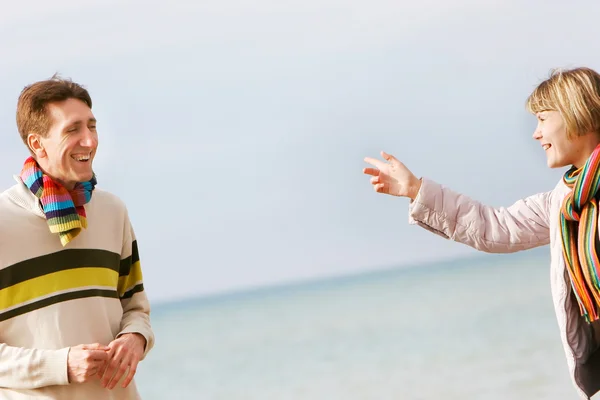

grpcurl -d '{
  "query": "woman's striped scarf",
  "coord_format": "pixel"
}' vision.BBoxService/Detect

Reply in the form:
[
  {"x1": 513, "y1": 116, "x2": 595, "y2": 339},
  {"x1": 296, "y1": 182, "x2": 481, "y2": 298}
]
[
  {"x1": 561, "y1": 144, "x2": 600, "y2": 322},
  {"x1": 20, "y1": 156, "x2": 96, "y2": 246}
]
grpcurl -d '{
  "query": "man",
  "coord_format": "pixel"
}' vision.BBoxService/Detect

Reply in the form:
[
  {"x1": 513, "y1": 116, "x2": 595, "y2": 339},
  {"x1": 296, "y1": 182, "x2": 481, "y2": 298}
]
[{"x1": 0, "y1": 75, "x2": 154, "y2": 399}]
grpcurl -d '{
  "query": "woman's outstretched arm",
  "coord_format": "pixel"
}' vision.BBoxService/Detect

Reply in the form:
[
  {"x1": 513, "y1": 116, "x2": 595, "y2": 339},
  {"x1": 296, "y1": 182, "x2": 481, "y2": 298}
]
[{"x1": 364, "y1": 151, "x2": 550, "y2": 253}]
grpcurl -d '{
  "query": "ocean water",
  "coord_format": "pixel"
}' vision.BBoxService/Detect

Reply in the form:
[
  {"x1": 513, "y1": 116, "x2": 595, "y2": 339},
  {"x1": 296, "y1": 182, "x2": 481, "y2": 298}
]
[{"x1": 134, "y1": 249, "x2": 587, "y2": 400}]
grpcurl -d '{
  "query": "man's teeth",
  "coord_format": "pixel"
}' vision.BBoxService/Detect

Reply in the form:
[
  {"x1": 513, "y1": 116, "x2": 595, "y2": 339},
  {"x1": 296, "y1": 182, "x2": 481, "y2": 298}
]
[{"x1": 72, "y1": 155, "x2": 90, "y2": 161}]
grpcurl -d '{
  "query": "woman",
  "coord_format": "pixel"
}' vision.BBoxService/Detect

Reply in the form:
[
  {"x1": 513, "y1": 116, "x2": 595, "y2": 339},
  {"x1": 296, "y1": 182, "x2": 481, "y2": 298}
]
[{"x1": 363, "y1": 67, "x2": 600, "y2": 399}]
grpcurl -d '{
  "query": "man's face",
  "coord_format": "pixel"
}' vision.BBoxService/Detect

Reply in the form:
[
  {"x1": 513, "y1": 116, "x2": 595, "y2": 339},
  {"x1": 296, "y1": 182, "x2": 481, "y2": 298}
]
[{"x1": 29, "y1": 98, "x2": 98, "y2": 190}]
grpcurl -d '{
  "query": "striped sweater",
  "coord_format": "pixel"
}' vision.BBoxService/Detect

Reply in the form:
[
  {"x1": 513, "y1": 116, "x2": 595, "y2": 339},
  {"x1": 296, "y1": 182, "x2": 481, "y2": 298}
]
[{"x1": 0, "y1": 176, "x2": 154, "y2": 399}]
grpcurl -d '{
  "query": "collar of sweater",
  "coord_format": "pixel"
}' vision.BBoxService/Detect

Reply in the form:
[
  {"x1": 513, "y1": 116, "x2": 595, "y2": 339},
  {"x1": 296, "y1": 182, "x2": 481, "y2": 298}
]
[{"x1": 6, "y1": 175, "x2": 46, "y2": 218}]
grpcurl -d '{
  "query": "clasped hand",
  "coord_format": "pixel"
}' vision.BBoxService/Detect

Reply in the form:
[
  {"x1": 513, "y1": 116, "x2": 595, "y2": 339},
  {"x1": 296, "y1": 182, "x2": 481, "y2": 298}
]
[{"x1": 67, "y1": 333, "x2": 146, "y2": 390}]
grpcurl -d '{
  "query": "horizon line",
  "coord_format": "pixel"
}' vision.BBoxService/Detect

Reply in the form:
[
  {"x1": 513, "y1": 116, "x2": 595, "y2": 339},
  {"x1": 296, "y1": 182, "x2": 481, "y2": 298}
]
[{"x1": 150, "y1": 245, "x2": 550, "y2": 310}]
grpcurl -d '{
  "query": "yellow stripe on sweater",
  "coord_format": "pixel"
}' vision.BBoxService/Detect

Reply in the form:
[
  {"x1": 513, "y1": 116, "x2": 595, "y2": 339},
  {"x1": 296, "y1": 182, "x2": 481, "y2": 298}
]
[
  {"x1": 0, "y1": 267, "x2": 119, "y2": 311},
  {"x1": 118, "y1": 261, "x2": 143, "y2": 297}
]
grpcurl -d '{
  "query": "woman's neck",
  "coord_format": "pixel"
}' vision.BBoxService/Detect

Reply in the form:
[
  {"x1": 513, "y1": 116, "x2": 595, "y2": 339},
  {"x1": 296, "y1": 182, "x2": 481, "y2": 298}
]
[{"x1": 573, "y1": 134, "x2": 600, "y2": 169}]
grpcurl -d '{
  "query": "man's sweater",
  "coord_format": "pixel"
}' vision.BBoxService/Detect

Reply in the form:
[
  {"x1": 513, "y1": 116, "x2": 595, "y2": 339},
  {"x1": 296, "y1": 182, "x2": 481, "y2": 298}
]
[{"x1": 0, "y1": 176, "x2": 154, "y2": 399}]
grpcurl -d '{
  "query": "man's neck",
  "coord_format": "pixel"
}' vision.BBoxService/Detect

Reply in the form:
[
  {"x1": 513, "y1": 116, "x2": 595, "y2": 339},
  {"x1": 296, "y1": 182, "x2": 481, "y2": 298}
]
[{"x1": 36, "y1": 165, "x2": 75, "y2": 191}]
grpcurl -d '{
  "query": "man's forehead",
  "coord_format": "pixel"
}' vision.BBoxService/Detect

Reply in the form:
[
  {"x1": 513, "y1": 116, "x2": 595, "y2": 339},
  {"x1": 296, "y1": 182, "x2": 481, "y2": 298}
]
[{"x1": 46, "y1": 99, "x2": 95, "y2": 124}]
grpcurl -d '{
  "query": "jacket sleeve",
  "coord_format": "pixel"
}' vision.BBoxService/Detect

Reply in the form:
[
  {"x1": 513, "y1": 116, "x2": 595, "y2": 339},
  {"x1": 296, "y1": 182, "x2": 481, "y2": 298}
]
[
  {"x1": 0, "y1": 345, "x2": 69, "y2": 388},
  {"x1": 408, "y1": 178, "x2": 551, "y2": 253},
  {"x1": 115, "y1": 210, "x2": 155, "y2": 359}
]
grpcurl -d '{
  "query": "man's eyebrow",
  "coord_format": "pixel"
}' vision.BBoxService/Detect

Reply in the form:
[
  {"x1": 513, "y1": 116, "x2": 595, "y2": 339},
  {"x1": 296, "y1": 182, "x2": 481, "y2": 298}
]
[
  {"x1": 66, "y1": 118, "x2": 97, "y2": 125},
  {"x1": 62, "y1": 118, "x2": 97, "y2": 131}
]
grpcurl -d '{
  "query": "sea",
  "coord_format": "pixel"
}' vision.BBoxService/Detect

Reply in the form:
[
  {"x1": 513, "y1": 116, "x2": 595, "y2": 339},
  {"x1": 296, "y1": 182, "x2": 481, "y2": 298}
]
[{"x1": 134, "y1": 248, "x2": 592, "y2": 400}]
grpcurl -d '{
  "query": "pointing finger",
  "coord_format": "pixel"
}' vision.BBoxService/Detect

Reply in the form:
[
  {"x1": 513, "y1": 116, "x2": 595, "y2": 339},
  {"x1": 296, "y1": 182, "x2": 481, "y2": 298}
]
[{"x1": 364, "y1": 157, "x2": 386, "y2": 170}]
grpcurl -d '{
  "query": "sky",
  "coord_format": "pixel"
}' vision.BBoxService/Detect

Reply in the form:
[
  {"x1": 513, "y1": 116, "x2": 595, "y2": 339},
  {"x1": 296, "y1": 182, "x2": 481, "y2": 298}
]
[{"x1": 1, "y1": 0, "x2": 599, "y2": 304}]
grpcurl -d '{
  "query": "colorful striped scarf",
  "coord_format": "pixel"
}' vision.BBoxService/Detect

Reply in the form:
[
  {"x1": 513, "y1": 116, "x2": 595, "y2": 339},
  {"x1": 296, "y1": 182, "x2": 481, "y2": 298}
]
[
  {"x1": 20, "y1": 156, "x2": 97, "y2": 246},
  {"x1": 560, "y1": 144, "x2": 600, "y2": 322}
]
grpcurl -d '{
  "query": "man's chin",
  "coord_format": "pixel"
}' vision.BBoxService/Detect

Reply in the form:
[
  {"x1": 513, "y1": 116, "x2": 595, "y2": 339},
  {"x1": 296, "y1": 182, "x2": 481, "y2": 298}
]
[{"x1": 74, "y1": 170, "x2": 95, "y2": 183}]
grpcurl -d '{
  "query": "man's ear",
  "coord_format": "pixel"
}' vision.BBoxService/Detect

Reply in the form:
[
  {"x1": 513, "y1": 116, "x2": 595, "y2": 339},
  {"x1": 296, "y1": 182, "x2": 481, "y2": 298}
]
[{"x1": 27, "y1": 133, "x2": 46, "y2": 158}]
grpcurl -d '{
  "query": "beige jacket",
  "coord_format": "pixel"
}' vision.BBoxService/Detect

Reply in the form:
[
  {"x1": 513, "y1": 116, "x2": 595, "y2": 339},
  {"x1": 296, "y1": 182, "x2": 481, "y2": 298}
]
[{"x1": 408, "y1": 177, "x2": 600, "y2": 399}]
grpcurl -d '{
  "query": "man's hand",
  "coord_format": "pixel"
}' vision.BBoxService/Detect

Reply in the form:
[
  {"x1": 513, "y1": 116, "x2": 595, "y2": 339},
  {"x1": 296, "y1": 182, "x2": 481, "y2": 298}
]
[
  {"x1": 67, "y1": 343, "x2": 110, "y2": 384},
  {"x1": 99, "y1": 333, "x2": 146, "y2": 390}
]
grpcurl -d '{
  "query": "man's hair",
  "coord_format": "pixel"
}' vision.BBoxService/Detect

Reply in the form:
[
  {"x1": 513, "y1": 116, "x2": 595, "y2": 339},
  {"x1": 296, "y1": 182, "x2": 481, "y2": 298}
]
[
  {"x1": 16, "y1": 74, "x2": 93, "y2": 146},
  {"x1": 526, "y1": 67, "x2": 600, "y2": 139}
]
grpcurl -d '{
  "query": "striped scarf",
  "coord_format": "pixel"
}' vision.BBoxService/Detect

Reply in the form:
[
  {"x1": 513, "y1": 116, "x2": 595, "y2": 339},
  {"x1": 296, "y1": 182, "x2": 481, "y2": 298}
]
[
  {"x1": 560, "y1": 144, "x2": 600, "y2": 322},
  {"x1": 20, "y1": 156, "x2": 96, "y2": 246}
]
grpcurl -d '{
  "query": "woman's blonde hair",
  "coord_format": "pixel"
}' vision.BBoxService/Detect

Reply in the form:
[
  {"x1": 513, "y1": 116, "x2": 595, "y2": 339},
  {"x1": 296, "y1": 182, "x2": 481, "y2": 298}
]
[{"x1": 526, "y1": 67, "x2": 600, "y2": 138}]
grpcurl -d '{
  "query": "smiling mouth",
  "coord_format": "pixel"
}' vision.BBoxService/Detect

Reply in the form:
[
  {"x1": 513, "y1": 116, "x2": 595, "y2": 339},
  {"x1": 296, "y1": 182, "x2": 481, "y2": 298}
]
[
  {"x1": 542, "y1": 144, "x2": 551, "y2": 151},
  {"x1": 71, "y1": 154, "x2": 91, "y2": 162}
]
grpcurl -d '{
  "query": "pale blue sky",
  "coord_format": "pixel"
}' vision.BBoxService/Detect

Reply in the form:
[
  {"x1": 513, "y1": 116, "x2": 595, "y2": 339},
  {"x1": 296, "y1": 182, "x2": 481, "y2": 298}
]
[{"x1": 1, "y1": 0, "x2": 599, "y2": 303}]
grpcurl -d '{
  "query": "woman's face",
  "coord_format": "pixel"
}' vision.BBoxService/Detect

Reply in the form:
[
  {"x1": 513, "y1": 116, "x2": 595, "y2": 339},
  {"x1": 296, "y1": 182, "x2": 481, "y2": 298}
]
[{"x1": 532, "y1": 110, "x2": 597, "y2": 169}]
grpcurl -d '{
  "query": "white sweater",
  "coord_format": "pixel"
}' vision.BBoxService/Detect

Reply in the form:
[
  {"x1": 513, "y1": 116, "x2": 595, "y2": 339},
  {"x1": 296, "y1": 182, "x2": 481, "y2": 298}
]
[{"x1": 0, "y1": 176, "x2": 155, "y2": 399}]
